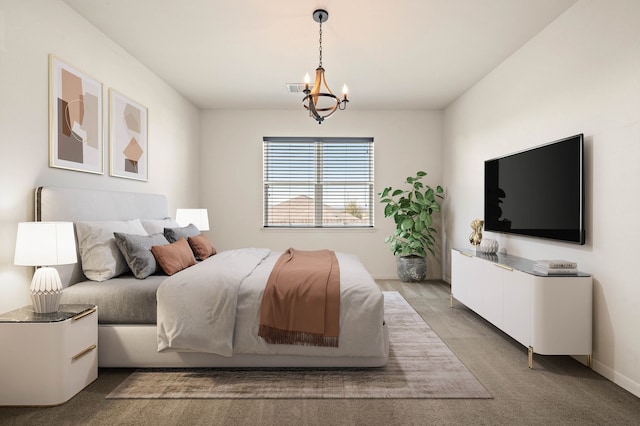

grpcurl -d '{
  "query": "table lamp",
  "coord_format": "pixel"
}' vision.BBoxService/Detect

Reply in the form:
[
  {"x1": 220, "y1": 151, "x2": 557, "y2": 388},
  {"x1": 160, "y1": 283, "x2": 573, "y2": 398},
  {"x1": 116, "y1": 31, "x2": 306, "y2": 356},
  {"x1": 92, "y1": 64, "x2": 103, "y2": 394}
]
[
  {"x1": 175, "y1": 209, "x2": 209, "y2": 231},
  {"x1": 14, "y1": 222, "x2": 77, "y2": 313}
]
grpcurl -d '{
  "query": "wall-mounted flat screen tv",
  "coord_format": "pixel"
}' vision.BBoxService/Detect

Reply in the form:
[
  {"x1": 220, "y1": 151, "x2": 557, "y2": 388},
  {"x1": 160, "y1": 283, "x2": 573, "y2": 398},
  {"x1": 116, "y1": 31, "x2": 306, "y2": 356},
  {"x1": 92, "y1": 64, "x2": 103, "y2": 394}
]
[{"x1": 484, "y1": 134, "x2": 585, "y2": 245}]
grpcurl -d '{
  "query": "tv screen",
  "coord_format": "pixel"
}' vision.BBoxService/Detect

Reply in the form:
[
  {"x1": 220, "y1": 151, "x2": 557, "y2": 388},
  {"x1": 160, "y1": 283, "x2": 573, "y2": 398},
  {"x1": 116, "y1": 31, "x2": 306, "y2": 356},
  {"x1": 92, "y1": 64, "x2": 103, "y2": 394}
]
[{"x1": 484, "y1": 134, "x2": 585, "y2": 244}]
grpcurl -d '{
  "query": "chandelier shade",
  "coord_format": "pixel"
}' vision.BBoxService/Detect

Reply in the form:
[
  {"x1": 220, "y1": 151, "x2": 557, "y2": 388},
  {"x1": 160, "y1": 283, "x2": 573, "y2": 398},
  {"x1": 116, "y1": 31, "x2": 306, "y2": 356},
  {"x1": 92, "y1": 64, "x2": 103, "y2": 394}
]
[{"x1": 302, "y1": 9, "x2": 348, "y2": 124}]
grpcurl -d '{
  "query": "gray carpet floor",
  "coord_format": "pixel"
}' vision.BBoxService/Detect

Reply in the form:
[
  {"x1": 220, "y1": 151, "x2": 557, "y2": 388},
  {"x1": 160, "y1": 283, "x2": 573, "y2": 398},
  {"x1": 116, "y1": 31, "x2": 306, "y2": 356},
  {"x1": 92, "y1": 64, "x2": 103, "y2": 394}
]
[{"x1": 1, "y1": 280, "x2": 639, "y2": 425}]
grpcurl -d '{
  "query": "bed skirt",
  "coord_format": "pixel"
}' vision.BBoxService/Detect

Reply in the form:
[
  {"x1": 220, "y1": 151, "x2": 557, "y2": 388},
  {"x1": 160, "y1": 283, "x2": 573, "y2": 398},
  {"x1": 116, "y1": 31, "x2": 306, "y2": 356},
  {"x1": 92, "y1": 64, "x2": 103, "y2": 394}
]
[{"x1": 99, "y1": 323, "x2": 389, "y2": 368}]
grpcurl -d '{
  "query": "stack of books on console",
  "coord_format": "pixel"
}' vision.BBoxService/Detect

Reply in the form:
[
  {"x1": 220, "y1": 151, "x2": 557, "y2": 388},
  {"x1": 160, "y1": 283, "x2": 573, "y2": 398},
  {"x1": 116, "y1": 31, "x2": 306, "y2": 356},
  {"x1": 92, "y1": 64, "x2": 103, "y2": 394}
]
[{"x1": 533, "y1": 260, "x2": 578, "y2": 275}]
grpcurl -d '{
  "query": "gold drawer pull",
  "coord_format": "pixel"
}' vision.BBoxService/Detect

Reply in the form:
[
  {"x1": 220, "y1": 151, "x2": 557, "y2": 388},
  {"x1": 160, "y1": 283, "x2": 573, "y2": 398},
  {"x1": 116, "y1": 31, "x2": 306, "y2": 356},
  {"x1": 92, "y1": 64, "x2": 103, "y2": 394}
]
[
  {"x1": 72, "y1": 344, "x2": 97, "y2": 361},
  {"x1": 72, "y1": 307, "x2": 97, "y2": 322},
  {"x1": 461, "y1": 252, "x2": 473, "y2": 258},
  {"x1": 493, "y1": 263, "x2": 513, "y2": 271}
]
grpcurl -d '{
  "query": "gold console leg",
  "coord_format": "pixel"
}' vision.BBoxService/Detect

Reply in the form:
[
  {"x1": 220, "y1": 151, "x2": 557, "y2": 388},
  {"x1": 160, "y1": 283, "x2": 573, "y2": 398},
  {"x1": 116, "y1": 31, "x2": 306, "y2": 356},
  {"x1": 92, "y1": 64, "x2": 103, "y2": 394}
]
[
  {"x1": 587, "y1": 354, "x2": 592, "y2": 368},
  {"x1": 528, "y1": 346, "x2": 534, "y2": 369}
]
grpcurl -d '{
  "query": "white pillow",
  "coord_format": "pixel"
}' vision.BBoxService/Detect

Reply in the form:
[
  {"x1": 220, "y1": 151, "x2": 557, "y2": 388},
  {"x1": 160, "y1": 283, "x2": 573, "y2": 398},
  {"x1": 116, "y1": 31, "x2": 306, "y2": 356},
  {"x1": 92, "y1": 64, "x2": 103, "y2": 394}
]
[
  {"x1": 140, "y1": 217, "x2": 180, "y2": 235},
  {"x1": 75, "y1": 219, "x2": 148, "y2": 281}
]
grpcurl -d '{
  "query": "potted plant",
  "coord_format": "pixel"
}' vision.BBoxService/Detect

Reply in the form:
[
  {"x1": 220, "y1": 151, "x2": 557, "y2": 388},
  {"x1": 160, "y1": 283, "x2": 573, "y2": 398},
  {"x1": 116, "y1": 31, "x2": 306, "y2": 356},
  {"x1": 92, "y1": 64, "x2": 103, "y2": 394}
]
[{"x1": 379, "y1": 171, "x2": 445, "y2": 282}]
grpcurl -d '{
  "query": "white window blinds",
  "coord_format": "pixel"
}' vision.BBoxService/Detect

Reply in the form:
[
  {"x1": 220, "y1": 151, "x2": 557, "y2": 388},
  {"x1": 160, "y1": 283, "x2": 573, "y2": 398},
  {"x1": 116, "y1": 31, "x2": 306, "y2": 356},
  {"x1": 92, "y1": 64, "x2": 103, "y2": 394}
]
[{"x1": 263, "y1": 137, "x2": 374, "y2": 228}]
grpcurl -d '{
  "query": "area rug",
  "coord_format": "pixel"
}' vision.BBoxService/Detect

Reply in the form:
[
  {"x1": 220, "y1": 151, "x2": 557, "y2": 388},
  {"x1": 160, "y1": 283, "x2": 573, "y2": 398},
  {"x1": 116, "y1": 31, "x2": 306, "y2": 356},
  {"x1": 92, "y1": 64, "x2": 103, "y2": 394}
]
[{"x1": 106, "y1": 292, "x2": 491, "y2": 399}]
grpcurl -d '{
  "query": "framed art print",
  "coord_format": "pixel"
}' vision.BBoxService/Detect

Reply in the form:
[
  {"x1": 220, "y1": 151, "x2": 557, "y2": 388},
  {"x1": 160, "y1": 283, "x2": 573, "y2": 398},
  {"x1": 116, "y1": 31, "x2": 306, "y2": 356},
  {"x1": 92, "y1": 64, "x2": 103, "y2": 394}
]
[
  {"x1": 49, "y1": 54, "x2": 103, "y2": 174},
  {"x1": 109, "y1": 89, "x2": 148, "y2": 181}
]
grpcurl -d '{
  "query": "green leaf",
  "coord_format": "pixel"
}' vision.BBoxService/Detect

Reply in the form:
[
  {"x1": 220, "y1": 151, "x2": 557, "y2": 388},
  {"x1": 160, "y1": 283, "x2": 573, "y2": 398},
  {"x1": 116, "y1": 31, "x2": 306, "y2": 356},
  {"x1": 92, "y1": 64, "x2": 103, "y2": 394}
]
[
  {"x1": 392, "y1": 189, "x2": 403, "y2": 197},
  {"x1": 384, "y1": 204, "x2": 394, "y2": 217},
  {"x1": 425, "y1": 188, "x2": 434, "y2": 199},
  {"x1": 401, "y1": 218, "x2": 414, "y2": 230}
]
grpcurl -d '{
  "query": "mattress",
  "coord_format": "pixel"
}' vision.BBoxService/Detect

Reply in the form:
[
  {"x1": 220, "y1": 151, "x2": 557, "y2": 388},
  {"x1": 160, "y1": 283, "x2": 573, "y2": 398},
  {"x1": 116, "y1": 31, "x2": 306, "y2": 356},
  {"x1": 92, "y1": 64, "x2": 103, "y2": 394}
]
[{"x1": 60, "y1": 274, "x2": 165, "y2": 324}]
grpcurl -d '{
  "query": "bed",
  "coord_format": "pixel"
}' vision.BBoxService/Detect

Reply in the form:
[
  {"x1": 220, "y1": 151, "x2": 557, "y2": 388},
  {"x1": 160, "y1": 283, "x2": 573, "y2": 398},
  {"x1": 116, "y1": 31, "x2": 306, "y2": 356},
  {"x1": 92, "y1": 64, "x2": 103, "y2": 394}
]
[{"x1": 36, "y1": 186, "x2": 389, "y2": 368}]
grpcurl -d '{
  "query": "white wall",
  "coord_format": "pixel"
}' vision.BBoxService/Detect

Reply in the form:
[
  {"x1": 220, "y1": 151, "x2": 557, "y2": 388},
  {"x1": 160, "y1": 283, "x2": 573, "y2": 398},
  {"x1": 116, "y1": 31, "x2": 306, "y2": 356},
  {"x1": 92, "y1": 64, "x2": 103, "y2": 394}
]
[
  {"x1": 199, "y1": 109, "x2": 443, "y2": 279},
  {"x1": 0, "y1": 0, "x2": 200, "y2": 313},
  {"x1": 443, "y1": 0, "x2": 640, "y2": 397}
]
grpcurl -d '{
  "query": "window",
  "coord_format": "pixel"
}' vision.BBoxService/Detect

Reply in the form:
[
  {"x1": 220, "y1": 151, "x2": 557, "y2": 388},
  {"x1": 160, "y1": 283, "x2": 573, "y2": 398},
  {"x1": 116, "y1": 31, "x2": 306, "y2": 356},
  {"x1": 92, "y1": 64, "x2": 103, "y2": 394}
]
[{"x1": 263, "y1": 137, "x2": 374, "y2": 228}]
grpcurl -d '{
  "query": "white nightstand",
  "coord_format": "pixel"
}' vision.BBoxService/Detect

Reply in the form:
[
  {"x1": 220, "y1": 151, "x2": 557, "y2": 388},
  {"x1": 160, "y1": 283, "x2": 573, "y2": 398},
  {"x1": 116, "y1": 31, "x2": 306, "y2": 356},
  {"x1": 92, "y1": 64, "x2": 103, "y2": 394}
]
[{"x1": 0, "y1": 304, "x2": 98, "y2": 406}]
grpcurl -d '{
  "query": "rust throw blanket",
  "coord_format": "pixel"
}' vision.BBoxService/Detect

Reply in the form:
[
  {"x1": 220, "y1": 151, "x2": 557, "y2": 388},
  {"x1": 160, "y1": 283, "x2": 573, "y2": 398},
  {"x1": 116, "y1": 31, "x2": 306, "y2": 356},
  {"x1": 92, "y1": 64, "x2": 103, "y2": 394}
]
[{"x1": 258, "y1": 248, "x2": 340, "y2": 347}]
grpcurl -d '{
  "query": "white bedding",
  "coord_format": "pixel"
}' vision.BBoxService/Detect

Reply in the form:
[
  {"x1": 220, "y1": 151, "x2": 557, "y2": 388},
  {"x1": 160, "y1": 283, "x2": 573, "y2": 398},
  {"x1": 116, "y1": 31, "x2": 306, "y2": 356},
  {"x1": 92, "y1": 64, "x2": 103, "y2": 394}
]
[{"x1": 157, "y1": 248, "x2": 387, "y2": 359}]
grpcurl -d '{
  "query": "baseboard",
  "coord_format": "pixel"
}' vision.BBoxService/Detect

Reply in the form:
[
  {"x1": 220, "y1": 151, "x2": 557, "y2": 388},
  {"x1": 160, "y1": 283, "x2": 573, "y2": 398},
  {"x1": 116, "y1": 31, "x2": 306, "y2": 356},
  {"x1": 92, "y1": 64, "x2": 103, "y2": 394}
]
[
  {"x1": 374, "y1": 275, "x2": 450, "y2": 282},
  {"x1": 592, "y1": 359, "x2": 640, "y2": 398},
  {"x1": 373, "y1": 274, "x2": 402, "y2": 281}
]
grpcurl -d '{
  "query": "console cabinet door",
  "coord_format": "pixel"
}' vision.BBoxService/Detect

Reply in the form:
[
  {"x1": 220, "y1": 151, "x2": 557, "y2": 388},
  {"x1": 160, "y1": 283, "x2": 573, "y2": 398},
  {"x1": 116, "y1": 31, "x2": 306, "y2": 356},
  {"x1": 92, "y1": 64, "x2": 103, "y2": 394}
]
[
  {"x1": 452, "y1": 250, "x2": 501, "y2": 324},
  {"x1": 502, "y1": 269, "x2": 531, "y2": 347},
  {"x1": 451, "y1": 250, "x2": 474, "y2": 307},
  {"x1": 530, "y1": 276, "x2": 592, "y2": 354},
  {"x1": 481, "y1": 263, "x2": 504, "y2": 327}
]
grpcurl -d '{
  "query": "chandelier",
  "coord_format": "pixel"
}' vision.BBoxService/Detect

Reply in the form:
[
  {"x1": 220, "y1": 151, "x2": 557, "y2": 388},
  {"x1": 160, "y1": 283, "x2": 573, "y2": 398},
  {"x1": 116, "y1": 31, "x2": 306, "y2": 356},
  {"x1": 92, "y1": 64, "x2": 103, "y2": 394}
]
[{"x1": 302, "y1": 9, "x2": 349, "y2": 124}]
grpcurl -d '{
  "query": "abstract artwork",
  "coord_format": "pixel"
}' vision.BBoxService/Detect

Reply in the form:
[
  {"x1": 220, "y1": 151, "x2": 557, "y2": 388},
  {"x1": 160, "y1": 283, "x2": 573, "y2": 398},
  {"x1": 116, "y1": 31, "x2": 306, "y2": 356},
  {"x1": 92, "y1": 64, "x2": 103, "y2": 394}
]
[
  {"x1": 49, "y1": 55, "x2": 103, "y2": 174},
  {"x1": 109, "y1": 89, "x2": 148, "y2": 181}
]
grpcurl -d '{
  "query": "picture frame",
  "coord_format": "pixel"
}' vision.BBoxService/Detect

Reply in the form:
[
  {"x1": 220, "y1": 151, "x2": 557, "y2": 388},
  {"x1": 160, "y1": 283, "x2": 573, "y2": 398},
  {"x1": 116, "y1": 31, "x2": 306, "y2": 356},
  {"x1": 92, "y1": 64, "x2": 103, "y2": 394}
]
[
  {"x1": 109, "y1": 89, "x2": 148, "y2": 181},
  {"x1": 49, "y1": 54, "x2": 103, "y2": 174}
]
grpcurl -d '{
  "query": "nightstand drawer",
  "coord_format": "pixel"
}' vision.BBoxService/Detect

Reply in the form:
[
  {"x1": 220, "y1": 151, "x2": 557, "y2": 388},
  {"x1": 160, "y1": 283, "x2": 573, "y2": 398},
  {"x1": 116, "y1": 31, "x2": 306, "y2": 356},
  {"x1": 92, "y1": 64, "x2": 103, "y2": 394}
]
[
  {"x1": 67, "y1": 340, "x2": 98, "y2": 398},
  {"x1": 67, "y1": 307, "x2": 97, "y2": 358}
]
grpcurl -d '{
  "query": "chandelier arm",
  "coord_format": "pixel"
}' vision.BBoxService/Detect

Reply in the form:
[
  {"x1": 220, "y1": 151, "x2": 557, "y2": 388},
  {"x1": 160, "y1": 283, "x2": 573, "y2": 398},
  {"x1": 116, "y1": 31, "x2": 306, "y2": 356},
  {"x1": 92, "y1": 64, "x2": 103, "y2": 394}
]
[
  {"x1": 304, "y1": 93, "x2": 339, "y2": 112},
  {"x1": 308, "y1": 95, "x2": 319, "y2": 118},
  {"x1": 319, "y1": 67, "x2": 334, "y2": 96}
]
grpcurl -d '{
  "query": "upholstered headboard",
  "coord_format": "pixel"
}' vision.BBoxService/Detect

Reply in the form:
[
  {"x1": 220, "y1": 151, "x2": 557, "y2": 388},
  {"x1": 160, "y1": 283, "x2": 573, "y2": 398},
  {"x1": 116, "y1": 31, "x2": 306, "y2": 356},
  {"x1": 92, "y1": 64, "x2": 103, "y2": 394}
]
[{"x1": 36, "y1": 186, "x2": 169, "y2": 286}]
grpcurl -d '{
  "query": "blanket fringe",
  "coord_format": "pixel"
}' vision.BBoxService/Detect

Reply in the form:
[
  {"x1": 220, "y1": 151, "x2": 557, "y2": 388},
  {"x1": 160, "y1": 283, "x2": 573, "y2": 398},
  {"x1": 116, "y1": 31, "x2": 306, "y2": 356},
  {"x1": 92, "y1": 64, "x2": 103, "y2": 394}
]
[{"x1": 259, "y1": 325, "x2": 339, "y2": 348}]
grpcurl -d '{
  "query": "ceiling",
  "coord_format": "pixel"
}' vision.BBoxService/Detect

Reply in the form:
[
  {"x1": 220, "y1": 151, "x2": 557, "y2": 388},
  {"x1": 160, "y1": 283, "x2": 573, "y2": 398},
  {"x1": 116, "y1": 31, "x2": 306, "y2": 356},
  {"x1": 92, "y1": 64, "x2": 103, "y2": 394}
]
[{"x1": 62, "y1": 0, "x2": 578, "y2": 111}]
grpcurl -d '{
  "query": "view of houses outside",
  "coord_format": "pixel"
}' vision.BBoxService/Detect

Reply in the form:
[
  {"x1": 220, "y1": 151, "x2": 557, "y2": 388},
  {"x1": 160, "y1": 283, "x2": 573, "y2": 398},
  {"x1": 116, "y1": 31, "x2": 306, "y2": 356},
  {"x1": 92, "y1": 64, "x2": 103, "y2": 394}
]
[{"x1": 267, "y1": 194, "x2": 370, "y2": 226}]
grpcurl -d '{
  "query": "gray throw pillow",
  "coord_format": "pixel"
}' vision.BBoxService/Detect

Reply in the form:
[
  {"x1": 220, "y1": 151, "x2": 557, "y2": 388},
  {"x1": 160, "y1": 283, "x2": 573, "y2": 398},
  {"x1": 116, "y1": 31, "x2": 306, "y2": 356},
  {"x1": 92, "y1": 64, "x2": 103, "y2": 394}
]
[
  {"x1": 114, "y1": 232, "x2": 170, "y2": 279},
  {"x1": 164, "y1": 223, "x2": 201, "y2": 243}
]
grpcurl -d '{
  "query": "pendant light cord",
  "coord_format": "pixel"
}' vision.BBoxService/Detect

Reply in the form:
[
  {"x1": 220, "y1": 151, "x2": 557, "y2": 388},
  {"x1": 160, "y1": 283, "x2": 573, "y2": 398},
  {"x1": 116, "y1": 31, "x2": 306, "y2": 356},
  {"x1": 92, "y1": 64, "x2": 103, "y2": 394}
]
[{"x1": 318, "y1": 16, "x2": 323, "y2": 68}]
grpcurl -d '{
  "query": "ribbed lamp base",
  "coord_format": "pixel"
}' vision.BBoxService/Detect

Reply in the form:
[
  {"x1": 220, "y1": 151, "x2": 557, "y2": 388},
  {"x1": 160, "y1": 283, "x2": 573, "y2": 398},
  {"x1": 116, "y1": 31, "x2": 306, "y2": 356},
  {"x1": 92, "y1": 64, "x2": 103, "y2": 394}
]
[{"x1": 30, "y1": 267, "x2": 63, "y2": 313}]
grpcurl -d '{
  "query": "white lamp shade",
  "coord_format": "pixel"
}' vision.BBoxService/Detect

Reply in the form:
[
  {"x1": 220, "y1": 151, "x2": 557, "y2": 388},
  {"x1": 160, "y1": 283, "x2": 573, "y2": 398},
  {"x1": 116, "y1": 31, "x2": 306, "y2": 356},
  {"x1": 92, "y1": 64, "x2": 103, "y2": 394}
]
[
  {"x1": 175, "y1": 209, "x2": 209, "y2": 231},
  {"x1": 14, "y1": 222, "x2": 77, "y2": 266}
]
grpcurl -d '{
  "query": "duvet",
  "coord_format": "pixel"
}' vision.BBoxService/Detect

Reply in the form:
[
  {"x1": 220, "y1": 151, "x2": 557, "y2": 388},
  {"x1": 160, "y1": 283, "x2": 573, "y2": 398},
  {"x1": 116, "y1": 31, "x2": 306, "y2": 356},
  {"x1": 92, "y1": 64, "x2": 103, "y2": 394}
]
[{"x1": 157, "y1": 248, "x2": 386, "y2": 359}]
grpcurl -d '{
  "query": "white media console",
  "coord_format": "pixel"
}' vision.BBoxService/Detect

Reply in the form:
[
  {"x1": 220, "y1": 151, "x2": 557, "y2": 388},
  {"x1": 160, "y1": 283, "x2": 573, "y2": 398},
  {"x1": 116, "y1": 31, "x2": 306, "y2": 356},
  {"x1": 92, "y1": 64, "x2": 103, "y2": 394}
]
[{"x1": 451, "y1": 248, "x2": 592, "y2": 368}]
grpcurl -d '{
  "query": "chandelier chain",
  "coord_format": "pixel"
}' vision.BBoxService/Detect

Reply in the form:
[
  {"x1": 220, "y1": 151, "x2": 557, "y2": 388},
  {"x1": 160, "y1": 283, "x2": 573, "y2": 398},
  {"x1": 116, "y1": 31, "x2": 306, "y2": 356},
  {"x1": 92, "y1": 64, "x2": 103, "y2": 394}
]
[{"x1": 318, "y1": 19, "x2": 323, "y2": 67}]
